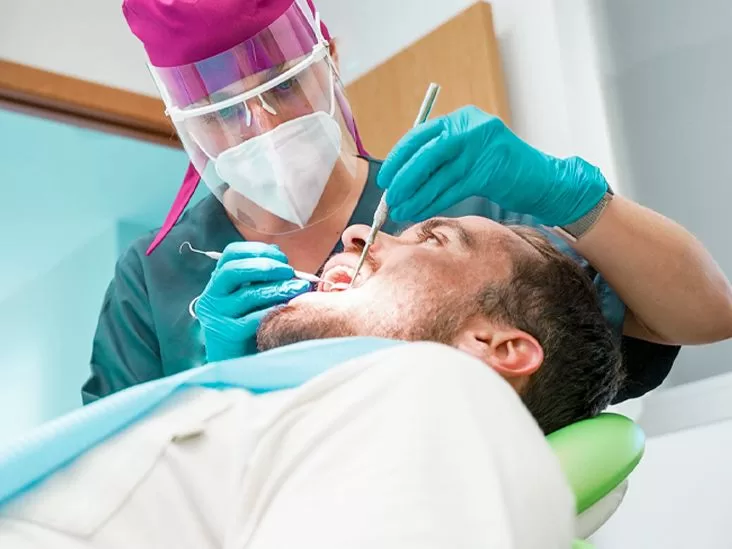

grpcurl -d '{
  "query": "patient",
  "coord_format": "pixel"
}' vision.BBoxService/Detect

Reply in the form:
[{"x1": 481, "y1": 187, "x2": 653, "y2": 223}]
[
  {"x1": 259, "y1": 216, "x2": 623, "y2": 434},
  {"x1": 0, "y1": 217, "x2": 623, "y2": 549}
]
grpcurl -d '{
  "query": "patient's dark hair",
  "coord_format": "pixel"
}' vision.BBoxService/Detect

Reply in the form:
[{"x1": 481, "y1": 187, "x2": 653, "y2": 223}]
[{"x1": 483, "y1": 226, "x2": 624, "y2": 435}]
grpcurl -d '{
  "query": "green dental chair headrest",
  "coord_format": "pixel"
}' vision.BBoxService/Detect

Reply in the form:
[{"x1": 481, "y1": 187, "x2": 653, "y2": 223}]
[{"x1": 546, "y1": 413, "x2": 646, "y2": 547}]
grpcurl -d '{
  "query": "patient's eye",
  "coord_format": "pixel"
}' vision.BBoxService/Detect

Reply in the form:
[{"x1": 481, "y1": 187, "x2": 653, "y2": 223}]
[{"x1": 416, "y1": 227, "x2": 445, "y2": 245}]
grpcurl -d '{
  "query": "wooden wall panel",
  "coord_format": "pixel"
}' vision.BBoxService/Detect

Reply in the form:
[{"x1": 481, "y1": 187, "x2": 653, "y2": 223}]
[
  {"x1": 345, "y1": 2, "x2": 510, "y2": 159},
  {"x1": 0, "y1": 59, "x2": 178, "y2": 147}
]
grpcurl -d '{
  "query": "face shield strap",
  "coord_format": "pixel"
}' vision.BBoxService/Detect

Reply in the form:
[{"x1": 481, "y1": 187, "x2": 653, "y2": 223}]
[
  {"x1": 295, "y1": 0, "x2": 327, "y2": 45},
  {"x1": 312, "y1": 10, "x2": 326, "y2": 45}
]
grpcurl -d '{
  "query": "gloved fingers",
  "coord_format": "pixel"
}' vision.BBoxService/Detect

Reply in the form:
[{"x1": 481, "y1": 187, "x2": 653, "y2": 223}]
[
  {"x1": 199, "y1": 284, "x2": 306, "y2": 361},
  {"x1": 203, "y1": 306, "x2": 278, "y2": 360},
  {"x1": 229, "y1": 279, "x2": 310, "y2": 317},
  {"x1": 217, "y1": 241, "x2": 289, "y2": 267},
  {"x1": 205, "y1": 343, "x2": 243, "y2": 364},
  {"x1": 409, "y1": 166, "x2": 470, "y2": 221},
  {"x1": 203, "y1": 325, "x2": 257, "y2": 363},
  {"x1": 385, "y1": 134, "x2": 462, "y2": 216},
  {"x1": 208, "y1": 257, "x2": 295, "y2": 296},
  {"x1": 391, "y1": 159, "x2": 466, "y2": 222},
  {"x1": 410, "y1": 186, "x2": 468, "y2": 222},
  {"x1": 377, "y1": 117, "x2": 444, "y2": 190},
  {"x1": 201, "y1": 278, "x2": 309, "y2": 319},
  {"x1": 236, "y1": 306, "x2": 278, "y2": 331},
  {"x1": 207, "y1": 306, "x2": 272, "y2": 339}
]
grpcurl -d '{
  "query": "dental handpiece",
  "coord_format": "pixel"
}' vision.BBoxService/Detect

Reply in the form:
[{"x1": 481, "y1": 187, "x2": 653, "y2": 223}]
[
  {"x1": 179, "y1": 242, "x2": 327, "y2": 285},
  {"x1": 349, "y1": 83, "x2": 441, "y2": 288}
]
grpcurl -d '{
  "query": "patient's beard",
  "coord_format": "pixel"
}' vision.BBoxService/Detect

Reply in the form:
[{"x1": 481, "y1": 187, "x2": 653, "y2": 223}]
[
  {"x1": 256, "y1": 291, "x2": 478, "y2": 352},
  {"x1": 256, "y1": 304, "x2": 357, "y2": 352}
]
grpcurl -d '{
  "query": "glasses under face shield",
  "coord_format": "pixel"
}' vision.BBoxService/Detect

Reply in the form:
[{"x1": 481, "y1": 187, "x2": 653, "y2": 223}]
[{"x1": 149, "y1": 1, "x2": 359, "y2": 234}]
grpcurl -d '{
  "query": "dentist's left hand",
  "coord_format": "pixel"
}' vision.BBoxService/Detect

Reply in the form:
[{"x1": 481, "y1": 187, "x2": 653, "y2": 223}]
[
  {"x1": 377, "y1": 106, "x2": 608, "y2": 227},
  {"x1": 195, "y1": 242, "x2": 310, "y2": 362}
]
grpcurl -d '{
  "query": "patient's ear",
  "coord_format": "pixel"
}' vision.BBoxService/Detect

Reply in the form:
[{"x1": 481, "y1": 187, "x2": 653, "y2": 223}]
[{"x1": 454, "y1": 317, "x2": 544, "y2": 389}]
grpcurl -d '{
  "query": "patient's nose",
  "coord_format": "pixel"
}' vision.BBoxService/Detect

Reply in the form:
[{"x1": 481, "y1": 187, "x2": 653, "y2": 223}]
[
  {"x1": 341, "y1": 224, "x2": 370, "y2": 251},
  {"x1": 341, "y1": 224, "x2": 391, "y2": 253}
]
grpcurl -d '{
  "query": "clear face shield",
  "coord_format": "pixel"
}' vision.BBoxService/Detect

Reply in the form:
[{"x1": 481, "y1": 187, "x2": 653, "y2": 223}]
[{"x1": 148, "y1": 1, "x2": 359, "y2": 234}]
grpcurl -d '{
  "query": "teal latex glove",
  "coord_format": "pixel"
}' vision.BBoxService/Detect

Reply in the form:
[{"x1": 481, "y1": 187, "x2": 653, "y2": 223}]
[
  {"x1": 195, "y1": 242, "x2": 310, "y2": 362},
  {"x1": 378, "y1": 106, "x2": 608, "y2": 227}
]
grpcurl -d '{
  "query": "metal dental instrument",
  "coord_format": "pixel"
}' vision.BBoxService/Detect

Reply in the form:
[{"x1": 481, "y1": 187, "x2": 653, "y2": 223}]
[
  {"x1": 179, "y1": 241, "x2": 222, "y2": 261},
  {"x1": 348, "y1": 83, "x2": 441, "y2": 288},
  {"x1": 179, "y1": 241, "x2": 330, "y2": 285}
]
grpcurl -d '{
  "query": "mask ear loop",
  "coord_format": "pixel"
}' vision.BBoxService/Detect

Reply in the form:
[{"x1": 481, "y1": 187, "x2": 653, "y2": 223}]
[
  {"x1": 310, "y1": 8, "x2": 337, "y2": 121},
  {"x1": 313, "y1": 9, "x2": 327, "y2": 46}
]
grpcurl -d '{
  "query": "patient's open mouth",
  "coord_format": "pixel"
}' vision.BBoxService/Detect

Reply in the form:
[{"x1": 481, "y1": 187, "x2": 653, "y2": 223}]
[
  {"x1": 317, "y1": 252, "x2": 374, "y2": 294},
  {"x1": 319, "y1": 265, "x2": 355, "y2": 292}
]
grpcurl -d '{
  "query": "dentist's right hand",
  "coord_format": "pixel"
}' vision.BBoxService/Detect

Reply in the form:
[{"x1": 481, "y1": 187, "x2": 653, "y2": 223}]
[{"x1": 194, "y1": 242, "x2": 310, "y2": 362}]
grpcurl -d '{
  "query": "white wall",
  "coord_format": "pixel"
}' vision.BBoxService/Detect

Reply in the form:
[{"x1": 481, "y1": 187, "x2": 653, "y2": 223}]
[
  {"x1": 591, "y1": 417, "x2": 732, "y2": 548},
  {"x1": 590, "y1": 373, "x2": 732, "y2": 546},
  {"x1": 0, "y1": 0, "x2": 155, "y2": 96},
  {"x1": 586, "y1": 4, "x2": 732, "y2": 544},
  {"x1": 591, "y1": 0, "x2": 732, "y2": 386}
]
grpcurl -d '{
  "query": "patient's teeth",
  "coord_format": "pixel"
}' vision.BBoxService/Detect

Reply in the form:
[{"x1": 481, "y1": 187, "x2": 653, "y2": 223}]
[{"x1": 324, "y1": 266, "x2": 352, "y2": 282}]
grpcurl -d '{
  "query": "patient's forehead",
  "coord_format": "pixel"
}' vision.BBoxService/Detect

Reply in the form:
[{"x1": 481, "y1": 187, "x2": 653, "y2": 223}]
[
  {"x1": 442, "y1": 216, "x2": 543, "y2": 280},
  {"x1": 397, "y1": 216, "x2": 540, "y2": 266},
  {"x1": 458, "y1": 215, "x2": 503, "y2": 235},
  {"x1": 447, "y1": 216, "x2": 528, "y2": 252}
]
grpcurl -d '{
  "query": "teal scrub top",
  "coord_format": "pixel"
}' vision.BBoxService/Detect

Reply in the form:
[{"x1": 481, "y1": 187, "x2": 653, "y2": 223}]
[{"x1": 83, "y1": 158, "x2": 679, "y2": 404}]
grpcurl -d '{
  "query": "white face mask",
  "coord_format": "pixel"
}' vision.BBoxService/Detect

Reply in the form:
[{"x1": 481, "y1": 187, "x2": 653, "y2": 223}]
[{"x1": 214, "y1": 110, "x2": 342, "y2": 228}]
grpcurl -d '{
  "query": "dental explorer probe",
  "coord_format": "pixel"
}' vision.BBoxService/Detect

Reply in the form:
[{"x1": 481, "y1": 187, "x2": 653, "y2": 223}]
[
  {"x1": 179, "y1": 241, "x2": 329, "y2": 285},
  {"x1": 348, "y1": 83, "x2": 441, "y2": 288}
]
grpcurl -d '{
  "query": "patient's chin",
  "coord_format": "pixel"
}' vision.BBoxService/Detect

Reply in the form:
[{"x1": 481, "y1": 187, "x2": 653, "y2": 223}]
[{"x1": 256, "y1": 304, "x2": 355, "y2": 352}]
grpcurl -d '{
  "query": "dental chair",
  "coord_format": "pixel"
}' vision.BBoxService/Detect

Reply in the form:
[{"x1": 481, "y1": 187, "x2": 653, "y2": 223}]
[{"x1": 547, "y1": 413, "x2": 646, "y2": 548}]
